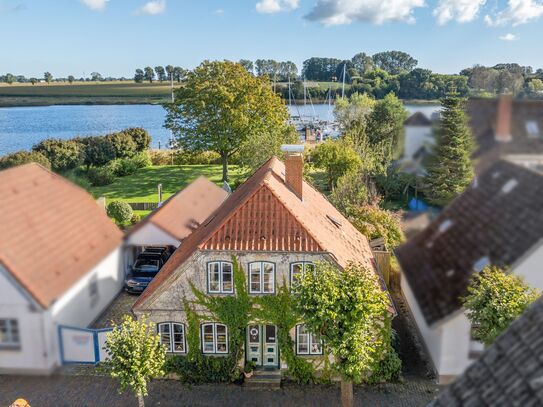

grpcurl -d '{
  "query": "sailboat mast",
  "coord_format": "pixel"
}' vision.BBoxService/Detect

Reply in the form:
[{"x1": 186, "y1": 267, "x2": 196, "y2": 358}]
[{"x1": 341, "y1": 63, "x2": 346, "y2": 99}]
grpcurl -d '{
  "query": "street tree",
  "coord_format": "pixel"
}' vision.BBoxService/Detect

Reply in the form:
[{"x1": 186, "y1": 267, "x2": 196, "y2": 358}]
[
  {"x1": 295, "y1": 262, "x2": 390, "y2": 407},
  {"x1": 164, "y1": 60, "x2": 289, "y2": 182},
  {"x1": 463, "y1": 266, "x2": 539, "y2": 346},
  {"x1": 425, "y1": 94, "x2": 475, "y2": 206},
  {"x1": 102, "y1": 315, "x2": 166, "y2": 407},
  {"x1": 143, "y1": 67, "x2": 155, "y2": 83}
]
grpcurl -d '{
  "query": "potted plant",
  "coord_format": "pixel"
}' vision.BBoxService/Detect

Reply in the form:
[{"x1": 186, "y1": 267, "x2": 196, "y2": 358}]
[{"x1": 243, "y1": 361, "x2": 256, "y2": 378}]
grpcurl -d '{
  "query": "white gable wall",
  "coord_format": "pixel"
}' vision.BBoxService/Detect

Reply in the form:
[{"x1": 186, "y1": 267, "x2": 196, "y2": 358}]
[
  {"x1": 125, "y1": 223, "x2": 181, "y2": 247},
  {"x1": 513, "y1": 240, "x2": 543, "y2": 290},
  {"x1": 403, "y1": 125, "x2": 434, "y2": 160}
]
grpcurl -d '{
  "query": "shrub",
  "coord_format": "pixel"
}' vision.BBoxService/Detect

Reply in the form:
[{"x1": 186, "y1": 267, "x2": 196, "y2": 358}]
[
  {"x1": 32, "y1": 138, "x2": 82, "y2": 171},
  {"x1": 366, "y1": 347, "x2": 402, "y2": 384},
  {"x1": 0, "y1": 150, "x2": 51, "y2": 170},
  {"x1": 88, "y1": 165, "x2": 116, "y2": 186},
  {"x1": 107, "y1": 201, "x2": 133, "y2": 225},
  {"x1": 130, "y1": 213, "x2": 141, "y2": 224},
  {"x1": 164, "y1": 355, "x2": 242, "y2": 384},
  {"x1": 79, "y1": 136, "x2": 116, "y2": 168},
  {"x1": 132, "y1": 151, "x2": 152, "y2": 169},
  {"x1": 113, "y1": 157, "x2": 139, "y2": 177},
  {"x1": 173, "y1": 150, "x2": 221, "y2": 165},
  {"x1": 122, "y1": 128, "x2": 151, "y2": 152},
  {"x1": 348, "y1": 205, "x2": 404, "y2": 251},
  {"x1": 105, "y1": 131, "x2": 137, "y2": 159},
  {"x1": 149, "y1": 150, "x2": 171, "y2": 166}
]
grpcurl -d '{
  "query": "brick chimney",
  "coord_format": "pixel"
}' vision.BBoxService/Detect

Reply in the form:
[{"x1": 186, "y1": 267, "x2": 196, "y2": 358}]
[
  {"x1": 281, "y1": 145, "x2": 304, "y2": 200},
  {"x1": 495, "y1": 94, "x2": 513, "y2": 143}
]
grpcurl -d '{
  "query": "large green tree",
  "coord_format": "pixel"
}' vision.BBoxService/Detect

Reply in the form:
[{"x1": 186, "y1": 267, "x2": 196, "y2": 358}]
[
  {"x1": 463, "y1": 266, "x2": 539, "y2": 346},
  {"x1": 102, "y1": 316, "x2": 166, "y2": 407},
  {"x1": 143, "y1": 67, "x2": 155, "y2": 83},
  {"x1": 295, "y1": 262, "x2": 390, "y2": 407},
  {"x1": 311, "y1": 138, "x2": 362, "y2": 190},
  {"x1": 32, "y1": 138, "x2": 81, "y2": 171},
  {"x1": 164, "y1": 60, "x2": 289, "y2": 181},
  {"x1": 424, "y1": 94, "x2": 475, "y2": 206}
]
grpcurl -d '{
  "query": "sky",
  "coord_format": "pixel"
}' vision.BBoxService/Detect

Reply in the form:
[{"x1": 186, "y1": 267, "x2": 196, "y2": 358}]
[{"x1": 1, "y1": 0, "x2": 543, "y2": 78}]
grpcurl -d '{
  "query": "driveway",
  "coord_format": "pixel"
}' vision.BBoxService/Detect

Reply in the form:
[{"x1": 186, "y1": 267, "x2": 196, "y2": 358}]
[{"x1": 0, "y1": 375, "x2": 439, "y2": 407}]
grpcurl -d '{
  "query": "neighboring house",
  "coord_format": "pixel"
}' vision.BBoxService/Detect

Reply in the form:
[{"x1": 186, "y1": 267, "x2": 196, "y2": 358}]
[
  {"x1": 401, "y1": 96, "x2": 543, "y2": 175},
  {"x1": 0, "y1": 164, "x2": 124, "y2": 373},
  {"x1": 395, "y1": 160, "x2": 543, "y2": 383},
  {"x1": 132, "y1": 149, "x2": 381, "y2": 371},
  {"x1": 124, "y1": 176, "x2": 228, "y2": 270},
  {"x1": 428, "y1": 298, "x2": 543, "y2": 406}
]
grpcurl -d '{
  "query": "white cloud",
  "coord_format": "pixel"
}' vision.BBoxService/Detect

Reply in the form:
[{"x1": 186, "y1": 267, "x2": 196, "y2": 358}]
[
  {"x1": 81, "y1": 0, "x2": 108, "y2": 11},
  {"x1": 499, "y1": 33, "x2": 517, "y2": 40},
  {"x1": 135, "y1": 0, "x2": 166, "y2": 15},
  {"x1": 256, "y1": 0, "x2": 299, "y2": 14},
  {"x1": 215, "y1": 8, "x2": 224, "y2": 15},
  {"x1": 304, "y1": 0, "x2": 425, "y2": 25},
  {"x1": 485, "y1": 0, "x2": 543, "y2": 26},
  {"x1": 433, "y1": 0, "x2": 486, "y2": 25}
]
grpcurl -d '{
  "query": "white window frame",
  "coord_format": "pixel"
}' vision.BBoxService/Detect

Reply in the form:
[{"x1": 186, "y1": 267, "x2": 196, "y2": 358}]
[
  {"x1": 296, "y1": 324, "x2": 323, "y2": 355},
  {"x1": 201, "y1": 323, "x2": 229, "y2": 354},
  {"x1": 158, "y1": 322, "x2": 186, "y2": 354},
  {"x1": 0, "y1": 319, "x2": 20, "y2": 348},
  {"x1": 290, "y1": 262, "x2": 315, "y2": 287},
  {"x1": 248, "y1": 262, "x2": 275, "y2": 294},
  {"x1": 207, "y1": 261, "x2": 234, "y2": 294}
]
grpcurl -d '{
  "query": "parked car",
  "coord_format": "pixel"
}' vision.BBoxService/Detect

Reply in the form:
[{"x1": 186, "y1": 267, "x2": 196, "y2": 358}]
[{"x1": 125, "y1": 248, "x2": 172, "y2": 294}]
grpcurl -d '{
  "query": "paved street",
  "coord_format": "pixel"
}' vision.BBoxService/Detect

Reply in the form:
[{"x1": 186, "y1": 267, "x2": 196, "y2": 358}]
[{"x1": 0, "y1": 375, "x2": 439, "y2": 407}]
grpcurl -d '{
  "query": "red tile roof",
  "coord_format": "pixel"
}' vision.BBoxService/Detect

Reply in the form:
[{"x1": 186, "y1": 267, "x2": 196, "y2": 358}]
[
  {"x1": 134, "y1": 156, "x2": 377, "y2": 310},
  {"x1": 126, "y1": 176, "x2": 229, "y2": 241},
  {"x1": 0, "y1": 164, "x2": 123, "y2": 308}
]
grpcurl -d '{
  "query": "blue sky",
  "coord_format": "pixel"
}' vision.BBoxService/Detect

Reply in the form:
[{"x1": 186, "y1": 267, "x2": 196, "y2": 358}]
[{"x1": 1, "y1": 0, "x2": 543, "y2": 77}]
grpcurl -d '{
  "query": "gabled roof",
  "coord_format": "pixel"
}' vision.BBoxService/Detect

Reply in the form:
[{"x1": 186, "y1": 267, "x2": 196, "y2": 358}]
[
  {"x1": 126, "y1": 176, "x2": 228, "y2": 241},
  {"x1": 395, "y1": 160, "x2": 543, "y2": 326},
  {"x1": 134, "y1": 156, "x2": 376, "y2": 310},
  {"x1": 405, "y1": 111, "x2": 432, "y2": 126},
  {"x1": 0, "y1": 164, "x2": 123, "y2": 308},
  {"x1": 429, "y1": 298, "x2": 543, "y2": 406}
]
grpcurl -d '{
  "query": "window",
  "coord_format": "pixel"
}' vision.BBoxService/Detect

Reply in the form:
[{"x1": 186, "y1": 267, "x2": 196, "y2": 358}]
[
  {"x1": 526, "y1": 120, "x2": 540, "y2": 138},
  {"x1": 296, "y1": 324, "x2": 322, "y2": 355},
  {"x1": 158, "y1": 322, "x2": 186, "y2": 353},
  {"x1": 207, "y1": 262, "x2": 233, "y2": 294},
  {"x1": 201, "y1": 323, "x2": 228, "y2": 354},
  {"x1": 249, "y1": 262, "x2": 275, "y2": 294},
  {"x1": 290, "y1": 262, "x2": 315, "y2": 287},
  {"x1": 0, "y1": 319, "x2": 20, "y2": 348}
]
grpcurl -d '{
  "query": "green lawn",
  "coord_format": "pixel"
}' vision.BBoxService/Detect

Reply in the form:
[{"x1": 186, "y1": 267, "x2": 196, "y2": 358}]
[{"x1": 89, "y1": 165, "x2": 244, "y2": 204}]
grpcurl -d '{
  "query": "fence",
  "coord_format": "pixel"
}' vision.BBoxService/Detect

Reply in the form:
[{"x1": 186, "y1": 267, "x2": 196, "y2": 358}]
[
  {"x1": 58, "y1": 325, "x2": 112, "y2": 365},
  {"x1": 373, "y1": 250, "x2": 400, "y2": 291},
  {"x1": 128, "y1": 202, "x2": 159, "y2": 211}
]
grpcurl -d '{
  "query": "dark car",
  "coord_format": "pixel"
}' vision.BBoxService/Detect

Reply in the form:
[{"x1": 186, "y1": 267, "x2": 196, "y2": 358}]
[{"x1": 125, "y1": 254, "x2": 164, "y2": 294}]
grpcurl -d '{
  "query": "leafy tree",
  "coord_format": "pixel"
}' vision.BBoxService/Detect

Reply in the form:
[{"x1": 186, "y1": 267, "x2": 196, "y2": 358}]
[
  {"x1": 330, "y1": 170, "x2": 379, "y2": 214},
  {"x1": 310, "y1": 138, "x2": 362, "y2": 190},
  {"x1": 32, "y1": 138, "x2": 82, "y2": 171},
  {"x1": 347, "y1": 205, "x2": 404, "y2": 250},
  {"x1": 80, "y1": 136, "x2": 116, "y2": 168},
  {"x1": 134, "y1": 69, "x2": 144, "y2": 83},
  {"x1": 4, "y1": 73, "x2": 14, "y2": 84},
  {"x1": 164, "y1": 60, "x2": 289, "y2": 182},
  {"x1": 106, "y1": 131, "x2": 137, "y2": 158},
  {"x1": 165, "y1": 65, "x2": 174, "y2": 81},
  {"x1": 528, "y1": 78, "x2": 543, "y2": 93},
  {"x1": 463, "y1": 266, "x2": 539, "y2": 346},
  {"x1": 372, "y1": 51, "x2": 417, "y2": 74},
  {"x1": 30, "y1": 77, "x2": 38, "y2": 85},
  {"x1": 0, "y1": 151, "x2": 51, "y2": 170},
  {"x1": 143, "y1": 67, "x2": 155, "y2": 83},
  {"x1": 255, "y1": 59, "x2": 280, "y2": 78},
  {"x1": 154, "y1": 66, "x2": 166, "y2": 82},
  {"x1": 425, "y1": 94, "x2": 475, "y2": 206},
  {"x1": 351, "y1": 52, "x2": 374, "y2": 76},
  {"x1": 302, "y1": 57, "x2": 342, "y2": 81},
  {"x1": 67, "y1": 75, "x2": 75, "y2": 84},
  {"x1": 295, "y1": 262, "x2": 391, "y2": 407},
  {"x1": 238, "y1": 59, "x2": 254, "y2": 74},
  {"x1": 106, "y1": 200, "x2": 134, "y2": 225},
  {"x1": 278, "y1": 61, "x2": 298, "y2": 81},
  {"x1": 173, "y1": 66, "x2": 185, "y2": 83},
  {"x1": 122, "y1": 128, "x2": 151, "y2": 152},
  {"x1": 44, "y1": 72, "x2": 53, "y2": 83},
  {"x1": 334, "y1": 92, "x2": 375, "y2": 132},
  {"x1": 91, "y1": 72, "x2": 103, "y2": 81},
  {"x1": 102, "y1": 315, "x2": 166, "y2": 407}
]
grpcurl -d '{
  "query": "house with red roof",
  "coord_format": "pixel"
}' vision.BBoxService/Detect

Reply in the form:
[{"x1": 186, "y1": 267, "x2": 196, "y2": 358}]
[
  {"x1": 0, "y1": 164, "x2": 124, "y2": 373},
  {"x1": 132, "y1": 147, "x2": 383, "y2": 371}
]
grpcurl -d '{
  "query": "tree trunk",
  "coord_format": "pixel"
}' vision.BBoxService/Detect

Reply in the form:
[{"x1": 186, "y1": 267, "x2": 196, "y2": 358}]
[
  {"x1": 341, "y1": 380, "x2": 353, "y2": 407},
  {"x1": 221, "y1": 152, "x2": 229, "y2": 183},
  {"x1": 137, "y1": 392, "x2": 145, "y2": 407}
]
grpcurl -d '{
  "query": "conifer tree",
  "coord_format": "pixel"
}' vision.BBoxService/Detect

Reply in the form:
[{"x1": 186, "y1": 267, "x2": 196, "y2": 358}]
[{"x1": 425, "y1": 94, "x2": 475, "y2": 206}]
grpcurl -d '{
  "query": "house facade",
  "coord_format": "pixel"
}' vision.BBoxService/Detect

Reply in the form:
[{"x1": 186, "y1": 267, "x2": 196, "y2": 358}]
[
  {"x1": 133, "y1": 149, "x2": 381, "y2": 370},
  {"x1": 395, "y1": 160, "x2": 543, "y2": 383},
  {"x1": 0, "y1": 164, "x2": 124, "y2": 373}
]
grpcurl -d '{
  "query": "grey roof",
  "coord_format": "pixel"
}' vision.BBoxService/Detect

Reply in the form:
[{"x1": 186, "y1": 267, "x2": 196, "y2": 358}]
[
  {"x1": 428, "y1": 298, "x2": 543, "y2": 407},
  {"x1": 395, "y1": 160, "x2": 543, "y2": 325},
  {"x1": 405, "y1": 111, "x2": 432, "y2": 126}
]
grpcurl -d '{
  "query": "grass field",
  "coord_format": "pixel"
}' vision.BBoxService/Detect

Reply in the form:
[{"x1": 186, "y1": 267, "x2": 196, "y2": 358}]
[{"x1": 88, "y1": 165, "x2": 245, "y2": 216}]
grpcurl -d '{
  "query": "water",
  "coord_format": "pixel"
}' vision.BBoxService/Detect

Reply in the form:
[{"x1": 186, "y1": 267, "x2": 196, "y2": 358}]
[{"x1": 0, "y1": 103, "x2": 440, "y2": 155}]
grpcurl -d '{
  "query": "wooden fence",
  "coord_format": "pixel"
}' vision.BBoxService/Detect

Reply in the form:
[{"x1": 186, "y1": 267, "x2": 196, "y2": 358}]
[
  {"x1": 373, "y1": 250, "x2": 400, "y2": 291},
  {"x1": 128, "y1": 202, "x2": 159, "y2": 211}
]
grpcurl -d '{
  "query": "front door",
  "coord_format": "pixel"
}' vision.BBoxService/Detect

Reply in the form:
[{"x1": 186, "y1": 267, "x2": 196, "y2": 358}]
[{"x1": 246, "y1": 324, "x2": 278, "y2": 368}]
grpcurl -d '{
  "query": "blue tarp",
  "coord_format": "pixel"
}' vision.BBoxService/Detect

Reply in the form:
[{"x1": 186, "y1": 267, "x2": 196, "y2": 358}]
[{"x1": 408, "y1": 197, "x2": 429, "y2": 212}]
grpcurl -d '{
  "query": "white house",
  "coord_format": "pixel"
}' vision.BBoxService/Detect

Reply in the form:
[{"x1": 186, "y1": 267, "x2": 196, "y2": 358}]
[
  {"x1": 0, "y1": 164, "x2": 124, "y2": 374},
  {"x1": 402, "y1": 111, "x2": 434, "y2": 164},
  {"x1": 123, "y1": 176, "x2": 229, "y2": 270},
  {"x1": 395, "y1": 160, "x2": 543, "y2": 383}
]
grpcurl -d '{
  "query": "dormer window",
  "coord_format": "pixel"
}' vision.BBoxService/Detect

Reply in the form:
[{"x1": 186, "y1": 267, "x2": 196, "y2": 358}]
[{"x1": 526, "y1": 121, "x2": 540, "y2": 138}]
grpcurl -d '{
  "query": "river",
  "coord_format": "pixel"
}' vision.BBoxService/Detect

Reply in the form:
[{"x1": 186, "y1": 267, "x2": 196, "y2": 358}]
[{"x1": 0, "y1": 103, "x2": 440, "y2": 155}]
